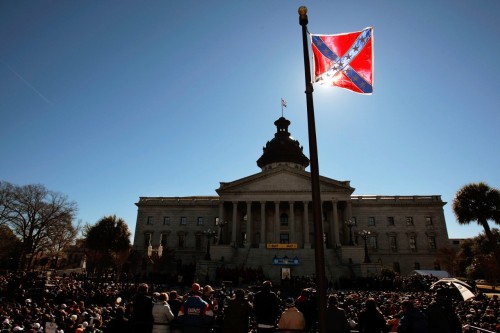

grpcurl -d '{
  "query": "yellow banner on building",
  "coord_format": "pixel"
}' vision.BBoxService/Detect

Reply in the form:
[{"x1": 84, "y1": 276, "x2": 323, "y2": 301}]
[{"x1": 266, "y1": 243, "x2": 298, "y2": 249}]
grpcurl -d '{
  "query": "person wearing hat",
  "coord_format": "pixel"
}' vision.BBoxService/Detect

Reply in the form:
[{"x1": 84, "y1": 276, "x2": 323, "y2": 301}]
[
  {"x1": 425, "y1": 288, "x2": 462, "y2": 333},
  {"x1": 177, "y1": 283, "x2": 214, "y2": 333},
  {"x1": 277, "y1": 297, "x2": 306, "y2": 333},
  {"x1": 253, "y1": 281, "x2": 281, "y2": 333}
]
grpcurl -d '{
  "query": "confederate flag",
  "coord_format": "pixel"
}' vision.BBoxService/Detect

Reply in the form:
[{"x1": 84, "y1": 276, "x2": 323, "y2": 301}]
[{"x1": 311, "y1": 27, "x2": 373, "y2": 94}]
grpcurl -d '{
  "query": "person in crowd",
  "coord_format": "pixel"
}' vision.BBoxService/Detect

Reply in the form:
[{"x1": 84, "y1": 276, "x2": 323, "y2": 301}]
[
  {"x1": 167, "y1": 291, "x2": 183, "y2": 333},
  {"x1": 201, "y1": 285, "x2": 214, "y2": 308},
  {"x1": 397, "y1": 299, "x2": 429, "y2": 333},
  {"x1": 131, "y1": 283, "x2": 154, "y2": 333},
  {"x1": 278, "y1": 297, "x2": 306, "y2": 333},
  {"x1": 178, "y1": 283, "x2": 214, "y2": 333},
  {"x1": 152, "y1": 292, "x2": 174, "y2": 333},
  {"x1": 426, "y1": 288, "x2": 462, "y2": 333},
  {"x1": 357, "y1": 298, "x2": 389, "y2": 333},
  {"x1": 222, "y1": 288, "x2": 253, "y2": 333},
  {"x1": 295, "y1": 288, "x2": 316, "y2": 332},
  {"x1": 325, "y1": 294, "x2": 351, "y2": 333},
  {"x1": 104, "y1": 306, "x2": 131, "y2": 333},
  {"x1": 253, "y1": 280, "x2": 281, "y2": 333}
]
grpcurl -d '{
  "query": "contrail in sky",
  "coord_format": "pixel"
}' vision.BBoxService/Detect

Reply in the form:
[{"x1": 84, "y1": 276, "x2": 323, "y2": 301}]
[{"x1": 1, "y1": 60, "x2": 52, "y2": 105}]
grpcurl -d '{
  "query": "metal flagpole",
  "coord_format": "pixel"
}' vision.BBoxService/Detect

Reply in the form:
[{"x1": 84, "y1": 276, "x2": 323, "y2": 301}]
[{"x1": 298, "y1": 6, "x2": 327, "y2": 333}]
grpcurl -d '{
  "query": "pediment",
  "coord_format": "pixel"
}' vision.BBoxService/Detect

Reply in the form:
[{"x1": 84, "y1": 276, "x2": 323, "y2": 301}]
[{"x1": 217, "y1": 166, "x2": 353, "y2": 195}]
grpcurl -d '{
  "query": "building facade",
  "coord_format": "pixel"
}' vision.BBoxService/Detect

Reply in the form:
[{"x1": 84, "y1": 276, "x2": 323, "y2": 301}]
[{"x1": 133, "y1": 116, "x2": 449, "y2": 282}]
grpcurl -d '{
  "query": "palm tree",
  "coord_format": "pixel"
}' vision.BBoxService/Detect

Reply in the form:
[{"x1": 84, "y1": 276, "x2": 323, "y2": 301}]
[{"x1": 452, "y1": 182, "x2": 500, "y2": 267}]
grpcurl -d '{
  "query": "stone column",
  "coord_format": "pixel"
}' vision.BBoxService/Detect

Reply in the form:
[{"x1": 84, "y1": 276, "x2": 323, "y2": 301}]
[
  {"x1": 246, "y1": 201, "x2": 252, "y2": 248},
  {"x1": 303, "y1": 201, "x2": 311, "y2": 248},
  {"x1": 332, "y1": 199, "x2": 340, "y2": 246},
  {"x1": 260, "y1": 201, "x2": 266, "y2": 248},
  {"x1": 289, "y1": 201, "x2": 295, "y2": 243},
  {"x1": 274, "y1": 201, "x2": 280, "y2": 243},
  {"x1": 217, "y1": 202, "x2": 224, "y2": 245},
  {"x1": 231, "y1": 201, "x2": 238, "y2": 246}
]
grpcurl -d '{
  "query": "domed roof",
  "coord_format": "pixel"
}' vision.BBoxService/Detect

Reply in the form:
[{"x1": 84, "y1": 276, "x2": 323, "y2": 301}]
[{"x1": 256, "y1": 117, "x2": 310, "y2": 171}]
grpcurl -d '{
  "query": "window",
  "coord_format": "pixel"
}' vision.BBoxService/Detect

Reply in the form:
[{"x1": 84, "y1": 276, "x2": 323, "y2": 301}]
[
  {"x1": 163, "y1": 216, "x2": 170, "y2": 225},
  {"x1": 195, "y1": 234, "x2": 203, "y2": 250},
  {"x1": 178, "y1": 234, "x2": 185, "y2": 249},
  {"x1": 147, "y1": 216, "x2": 154, "y2": 225},
  {"x1": 368, "y1": 235, "x2": 378, "y2": 250},
  {"x1": 160, "y1": 233, "x2": 168, "y2": 247},
  {"x1": 393, "y1": 262, "x2": 401, "y2": 274},
  {"x1": 351, "y1": 217, "x2": 357, "y2": 225},
  {"x1": 144, "y1": 233, "x2": 152, "y2": 247},
  {"x1": 197, "y1": 217, "x2": 204, "y2": 226},
  {"x1": 414, "y1": 262, "x2": 420, "y2": 270},
  {"x1": 409, "y1": 235, "x2": 417, "y2": 251},
  {"x1": 280, "y1": 233, "x2": 289, "y2": 244},
  {"x1": 387, "y1": 217, "x2": 395, "y2": 226},
  {"x1": 428, "y1": 236, "x2": 437, "y2": 249},
  {"x1": 406, "y1": 216, "x2": 414, "y2": 226},
  {"x1": 425, "y1": 217, "x2": 433, "y2": 225},
  {"x1": 389, "y1": 236, "x2": 398, "y2": 251},
  {"x1": 368, "y1": 217, "x2": 376, "y2": 226},
  {"x1": 280, "y1": 213, "x2": 289, "y2": 226},
  {"x1": 180, "y1": 217, "x2": 187, "y2": 225}
]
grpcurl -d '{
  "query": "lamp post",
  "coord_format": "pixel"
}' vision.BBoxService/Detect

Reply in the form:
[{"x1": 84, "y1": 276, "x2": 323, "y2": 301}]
[
  {"x1": 215, "y1": 220, "x2": 228, "y2": 245},
  {"x1": 358, "y1": 230, "x2": 371, "y2": 263},
  {"x1": 203, "y1": 228, "x2": 217, "y2": 260},
  {"x1": 147, "y1": 242, "x2": 163, "y2": 262},
  {"x1": 345, "y1": 219, "x2": 355, "y2": 246}
]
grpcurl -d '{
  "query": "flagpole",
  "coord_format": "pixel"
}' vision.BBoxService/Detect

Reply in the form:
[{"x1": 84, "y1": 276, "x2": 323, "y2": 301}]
[{"x1": 298, "y1": 6, "x2": 327, "y2": 333}]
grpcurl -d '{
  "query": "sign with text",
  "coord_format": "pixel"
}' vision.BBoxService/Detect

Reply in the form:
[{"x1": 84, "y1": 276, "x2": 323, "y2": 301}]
[
  {"x1": 273, "y1": 256, "x2": 300, "y2": 265},
  {"x1": 266, "y1": 243, "x2": 298, "y2": 249}
]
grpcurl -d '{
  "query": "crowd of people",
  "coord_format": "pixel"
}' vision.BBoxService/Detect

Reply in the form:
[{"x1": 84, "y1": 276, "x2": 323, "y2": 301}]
[{"x1": 0, "y1": 271, "x2": 498, "y2": 333}]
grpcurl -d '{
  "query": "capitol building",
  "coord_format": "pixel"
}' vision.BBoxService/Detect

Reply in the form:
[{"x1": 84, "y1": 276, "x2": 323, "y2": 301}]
[{"x1": 132, "y1": 115, "x2": 450, "y2": 282}]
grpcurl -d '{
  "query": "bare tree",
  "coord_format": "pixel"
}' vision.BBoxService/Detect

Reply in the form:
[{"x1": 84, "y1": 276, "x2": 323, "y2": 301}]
[{"x1": 0, "y1": 181, "x2": 78, "y2": 271}]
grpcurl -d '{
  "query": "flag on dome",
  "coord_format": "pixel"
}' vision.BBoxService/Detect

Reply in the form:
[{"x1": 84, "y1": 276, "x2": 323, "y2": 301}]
[
  {"x1": 311, "y1": 27, "x2": 373, "y2": 94},
  {"x1": 281, "y1": 98, "x2": 287, "y2": 108}
]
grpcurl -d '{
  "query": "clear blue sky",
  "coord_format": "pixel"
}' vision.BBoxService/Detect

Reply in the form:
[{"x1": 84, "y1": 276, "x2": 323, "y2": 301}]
[{"x1": 1, "y1": 1, "x2": 499, "y2": 241}]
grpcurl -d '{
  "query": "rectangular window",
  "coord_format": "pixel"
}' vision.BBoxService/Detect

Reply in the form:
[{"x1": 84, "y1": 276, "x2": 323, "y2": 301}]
[
  {"x1": 144, "y1": 233, "x2": 152, "y2": 247},
  {"x1": 387, "y1": 217, "x2": 395, "y2": 226},
  {"x1": 368, "y1": 235, "x2": 378, "y2": 249},
  {"x1": 197, "y1": 217, "x2": 204, "y2": 226},
  {"x1": 428, "y1": 236, "x2": 437, "y2": 249},
  {"x1": 351, "y1": 217, "x2": 357, "y2": 226},
  {"x1": 409, "y1": 236, "x2": 417, "y2": 251},
  {"x1": 280, "y1": 233, "x2": 289, "y2": 244},
  {"x1": 368, "y1": 217, "x2": 376, "y2": 226},
  {"x1": 280, "y1": 214, "x2": 289, "y2": 226},
  {"x1": 163, "y1": 216, "x2": 170, "y2": 225},
  {"x1": 160, "y1": 233, "x2": 168, "y2": 247},
  {"x1": 180, "y1": 217, "x2": 187, "y2": 225},
  {"x1": 389, "y1": 236, "x2": 398, "y2": 251},
  {"x1": 406, "y1": 216, "x2": 414, "y2": 226},
  {"x1": 178, "y1": 235, "x2": 185, "y2": 249},
  {"x1": 425, "y1": 217, "x2": 433, "y2": 225},
  {"x1": 195, "y1": 234, "x2": 203, "y2": 250},
  {"x1": 147, "y1": 216, "x2": 154, "y2": 225},
  {"x1": 414, "y1": 262, "x2": 420, "y2": 270}
]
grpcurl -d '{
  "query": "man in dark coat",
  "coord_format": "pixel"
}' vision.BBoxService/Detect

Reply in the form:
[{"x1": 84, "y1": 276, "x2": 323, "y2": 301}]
[
  {"x1": 131, "y1": 283, "x2": 154, "y2": 333},
  {"x1": 397, "y1": 299, "x2": 429, "y2": 333},
  {"x1": 253, "y1": 280, "x2": 281, "y2": 333},
  {"x1": 425, "y1": 288, "x2": 462, "y2": 333}
]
